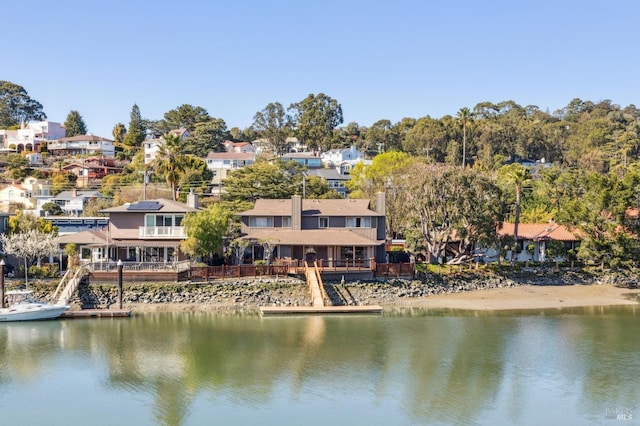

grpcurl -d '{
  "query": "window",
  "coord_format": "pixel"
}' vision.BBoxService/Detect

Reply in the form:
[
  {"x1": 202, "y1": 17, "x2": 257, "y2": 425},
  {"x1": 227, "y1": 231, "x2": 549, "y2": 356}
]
[
  {"x1": 145, "y1": 214, "x2": 184, "y2": 227},
  {"x1": 346, "y1": 217, "x2": 371, "y2": 228},
  {"x1": 282, "y1": 216, "x2": 291, "y2": 227},
  {"x1": 249, "y1": 217, "x2": 274, "y2": 228},
  {"x1": 319, "y1": 217, "x2": 329, "y2": 228}
]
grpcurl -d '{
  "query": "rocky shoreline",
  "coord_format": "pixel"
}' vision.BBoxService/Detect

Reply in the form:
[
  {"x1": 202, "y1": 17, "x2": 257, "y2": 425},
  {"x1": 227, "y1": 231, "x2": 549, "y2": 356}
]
[
  {"x1": 26, "y1": 269, "x2": 630, "y2": 312},
  {"x1": 14, "y1": 269, "x2": 638, "y2": 313}
]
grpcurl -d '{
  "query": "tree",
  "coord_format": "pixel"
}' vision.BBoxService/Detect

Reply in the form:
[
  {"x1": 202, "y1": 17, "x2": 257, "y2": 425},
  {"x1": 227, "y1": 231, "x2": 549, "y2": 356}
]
[
  {"x1": 160, "y1": 104, "x2": 211, "y2": 133},
  {"x1": 176, "y1": 156, "x2": 214, "y2": 199},
  {"x1": 50, "y1": 172, "x2": 77, "y2": 195},
  {"x1": 457, "y1": 107, "x2": 473, "y2": 168},
  {"x1": 222, "y1": 159, "x2": 301, "y2": 204},
  {"x1": 154, "y1": 133, "x2": 187, "y2": 201},
  {"x1": 189, "y1": 119, "x2": 228, "y2": 156},
  {"x1": 497, "y1": 163, "x2": 533, "y2": 261},
  {"x1": 364, "y1": 119, "x2": 396, "y2": 154},
  {"x1": 112, "y1": 122, "x2": 126, "y2": 148},
  {"x1": 404, "y1": 164, "x2": 505, "y2": 263},
  {"x1": 122, "y1": 104, "x2": 145, "y2": 157},
  {"x1": 304, "y1": 175, "x2": 343, "y2": 199},
  {"x1": 9, "y1": 210, "x2": 57, "y2": 234},
  {"x1": 41, "y1": 202, "x2": 64, "y2": 216},
  {"x1": 63, "y1": 110, "x2": 87, "y2": 137},
  {"x1": 252, "y1": 102, "x2": 292, "y2": 155},
  {"x1": 0, "y1": 230, "x2": 59, "y2": 287},
  {"x1": 180, "y1": 204, "x2": 232, "y2": 263},
  {"x1": 403, "y1": 116, "x2": 448, "y2": 159},
  {"x1": 347, "y1": 151, "x2": 415, "y2": 240},
  {"x1": 289, "y1": 93, "x2": 343, "y2": 151},
  {"x1": 5, "y1": 154, "x2": 31, "y2": 180},
  {"x1": 0, "y1": 81, "x2": 46, "y2": 127}
]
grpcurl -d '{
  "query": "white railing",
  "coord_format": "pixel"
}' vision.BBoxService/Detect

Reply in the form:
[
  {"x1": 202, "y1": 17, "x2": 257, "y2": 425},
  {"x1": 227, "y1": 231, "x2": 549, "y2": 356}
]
[
  {"x1": 89, "y1": 260, "x2": 191, "y2": 273},
  {"x1": 138, "y1": 226, "x2": 186, "y2": 238}
]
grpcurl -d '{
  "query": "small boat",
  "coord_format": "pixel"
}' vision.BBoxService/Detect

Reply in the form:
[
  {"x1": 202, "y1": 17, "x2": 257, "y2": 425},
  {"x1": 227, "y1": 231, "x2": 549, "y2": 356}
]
[{"x1": 0, "y1": 290, "x2": 70, "y2": 322}]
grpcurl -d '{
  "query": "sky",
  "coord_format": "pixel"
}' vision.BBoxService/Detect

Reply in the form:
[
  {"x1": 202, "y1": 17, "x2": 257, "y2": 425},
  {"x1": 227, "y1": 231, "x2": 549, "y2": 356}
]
[{"x1": 3, "y1": 0, "x2": 639, "y2": 138}]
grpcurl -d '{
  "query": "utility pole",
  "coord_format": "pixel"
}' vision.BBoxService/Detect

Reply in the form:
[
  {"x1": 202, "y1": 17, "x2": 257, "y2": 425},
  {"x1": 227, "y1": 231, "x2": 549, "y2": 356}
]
[{"x1": 139, "y1": 170, "x2": 151, "y2": 200}]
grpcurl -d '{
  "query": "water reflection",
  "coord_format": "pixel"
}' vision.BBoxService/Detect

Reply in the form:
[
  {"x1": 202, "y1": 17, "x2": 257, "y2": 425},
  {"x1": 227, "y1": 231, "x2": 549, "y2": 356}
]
[{"x1": 0, "y1": 307, "x2": 637, "y2": 425}]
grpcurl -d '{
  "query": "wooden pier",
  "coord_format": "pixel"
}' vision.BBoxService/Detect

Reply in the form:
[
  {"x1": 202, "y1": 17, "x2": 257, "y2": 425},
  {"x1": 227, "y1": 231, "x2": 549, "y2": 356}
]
[
  {"x1": 61, "y1": 309, "x2": 133, "y2": 318},
  {"x1": 259, "y1": 305, "x2": 383, "y2": 316}
]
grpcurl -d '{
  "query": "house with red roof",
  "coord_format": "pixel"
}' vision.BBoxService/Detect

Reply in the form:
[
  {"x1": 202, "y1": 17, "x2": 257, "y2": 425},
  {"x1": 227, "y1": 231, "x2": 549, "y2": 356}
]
[{"x1": 489, "y1": 222, "x2": 581, "y2": 262}]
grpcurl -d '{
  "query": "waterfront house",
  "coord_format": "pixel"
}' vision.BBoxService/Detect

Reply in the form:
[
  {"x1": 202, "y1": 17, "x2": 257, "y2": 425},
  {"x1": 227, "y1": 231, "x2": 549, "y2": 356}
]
[
  {"x1": 56, "y1": 195, "x2": 199, "y2": 280},
  {"x1": 480, "y1": 222, "x2": 581, "y2": 263},
  {"x1": 235, "y1": 193, "x2": 387, "y2": 273}
]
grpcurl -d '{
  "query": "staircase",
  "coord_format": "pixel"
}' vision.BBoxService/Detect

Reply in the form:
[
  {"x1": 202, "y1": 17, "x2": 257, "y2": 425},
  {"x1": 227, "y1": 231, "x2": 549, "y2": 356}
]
[
  {"x1": 305, "y1": 261, "x2": 326, "y2": 307},
  {"x1": 51, "y1": 265, "x2": 89, "y2": 306}
]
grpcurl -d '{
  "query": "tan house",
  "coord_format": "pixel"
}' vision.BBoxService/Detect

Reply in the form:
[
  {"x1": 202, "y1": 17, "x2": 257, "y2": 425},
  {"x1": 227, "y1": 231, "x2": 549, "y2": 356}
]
[
  {"x1": 236, "y1": 194, "x2": 387, "y2": 268},
  {"x1": 57, "y1": 196, "x2": 199, "y2": 268},
  {"x1": 492, "y1": 222, "x2": 581, "y2": 262}
]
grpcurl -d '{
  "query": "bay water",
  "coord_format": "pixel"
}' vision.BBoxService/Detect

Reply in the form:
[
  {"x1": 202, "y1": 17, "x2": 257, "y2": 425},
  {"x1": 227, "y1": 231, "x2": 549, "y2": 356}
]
[{"x1": 0, "y1": 306, "x2": 638, "y2": 425}]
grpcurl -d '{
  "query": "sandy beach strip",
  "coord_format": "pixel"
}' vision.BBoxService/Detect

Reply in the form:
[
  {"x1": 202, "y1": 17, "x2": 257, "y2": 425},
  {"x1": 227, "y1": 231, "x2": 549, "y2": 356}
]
[{"x1": 393, "y1": 284, "x2": 640, "y2": 311}]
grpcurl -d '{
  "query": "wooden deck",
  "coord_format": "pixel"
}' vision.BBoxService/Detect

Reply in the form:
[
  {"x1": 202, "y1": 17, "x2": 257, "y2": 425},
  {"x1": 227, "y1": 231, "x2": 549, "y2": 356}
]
[
  {"x1": 61, "y1": 309, "x2": 133, "y2": 318},
  {"x1": 259, "y1": 305, "x2": 383, "y2": 316}
]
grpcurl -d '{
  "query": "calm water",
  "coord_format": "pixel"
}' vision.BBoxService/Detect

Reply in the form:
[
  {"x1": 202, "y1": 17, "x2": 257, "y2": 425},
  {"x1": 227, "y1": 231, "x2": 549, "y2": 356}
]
[{"x1": 0, "y1": 306, "x2": 638, "y2": 426}]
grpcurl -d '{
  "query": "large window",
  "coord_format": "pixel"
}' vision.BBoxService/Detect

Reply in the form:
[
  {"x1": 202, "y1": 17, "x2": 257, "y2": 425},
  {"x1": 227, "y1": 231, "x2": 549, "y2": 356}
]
[
  {"x1": 145, "y1": 214, "x2": 184, "y2": 227},
  {"x1": 319, "y1": 217, "x2": 329, "y2": 228},
  {"x1": 346, "y1": 217, "x2": 371, "y2": 228},
  {"x1": 282, "y1": 216, "x2": 291, "y2": 227},
  {"x1": 249, "y1": 217, "x2": 274, "y2": 228}
]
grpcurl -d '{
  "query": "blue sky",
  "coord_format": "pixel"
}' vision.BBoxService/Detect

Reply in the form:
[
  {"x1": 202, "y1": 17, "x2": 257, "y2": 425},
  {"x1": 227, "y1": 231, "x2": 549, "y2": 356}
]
[{"x1": 3, "y1": 0, "x2": 639, "y2": 138}]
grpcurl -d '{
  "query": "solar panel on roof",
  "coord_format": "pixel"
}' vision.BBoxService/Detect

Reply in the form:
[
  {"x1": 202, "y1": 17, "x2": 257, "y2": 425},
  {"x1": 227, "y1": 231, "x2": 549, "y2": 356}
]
[{"x1": 127, "y1": 201, "x2": 163, "y2": 210}]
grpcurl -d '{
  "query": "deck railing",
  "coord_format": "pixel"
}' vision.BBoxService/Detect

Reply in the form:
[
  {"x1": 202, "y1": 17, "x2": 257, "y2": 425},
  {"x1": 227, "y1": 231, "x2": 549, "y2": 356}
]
[
  {"x1": 88, "y1": 260, "x2": 191, "y2": 273},
  {"x1": 190, "y1": 264, "x2": 290, "y2": 280}
]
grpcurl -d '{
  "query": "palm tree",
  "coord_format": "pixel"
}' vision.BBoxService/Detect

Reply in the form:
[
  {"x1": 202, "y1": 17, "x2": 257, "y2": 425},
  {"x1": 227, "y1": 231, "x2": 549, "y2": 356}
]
[
  {"x1": 457, "y1": 107, "x2": 473, "y2": 168},
  {"x1": 498, "y1": 163, "x2": 532, "y2": 262},
  {"x1": 154, "y1": 133, "x2": 186, "y2": 201}
]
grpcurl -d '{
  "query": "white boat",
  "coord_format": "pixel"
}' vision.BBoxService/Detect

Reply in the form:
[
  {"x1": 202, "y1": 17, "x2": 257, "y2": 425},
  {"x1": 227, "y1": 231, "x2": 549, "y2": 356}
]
[{"x1": 0, "y1": 290, "x2": 70, "y2": 322}]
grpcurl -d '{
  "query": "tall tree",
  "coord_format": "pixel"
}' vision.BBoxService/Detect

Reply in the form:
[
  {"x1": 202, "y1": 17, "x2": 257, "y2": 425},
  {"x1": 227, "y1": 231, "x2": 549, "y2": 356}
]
[
  {"x1": 403, "y1": 116, "x2": 447, "y2": 159},
  {"x1": 252, "y1": 102, "x2": 291, "y2": 155},
  {"x1": 122, "y1": 104, "x2": 145, "y2": 157},
  {"x1": 364, "y1": 119, "x2": 396, "y2": 154},
  {"x1": 154, "y1": 133, "x2": 187, "y2": 201},
  {"x1": 160, "y1": 104, "x2": 211, "y2": 133},
  {"x1": 63, "y1": 110, "x2": 87, "y2": 137},
  {"x1": 497, "y1": 163, "x2": 532, "y2": 261},
  {"x1": 0, "y1": 81, "x2": 46, "y2": 127},
  {"x1": 289, "y1": 93, "x2": 343, "y2": 151},
  {"x1": 457, "y1": 107, "x2": 473, "y2": 168},
  {"x1": 190, "y1": 118, "x2": 228, "y2": 156},
  {"x1": 112, "y1": 122, "x2": 126, "y2": 145}
]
